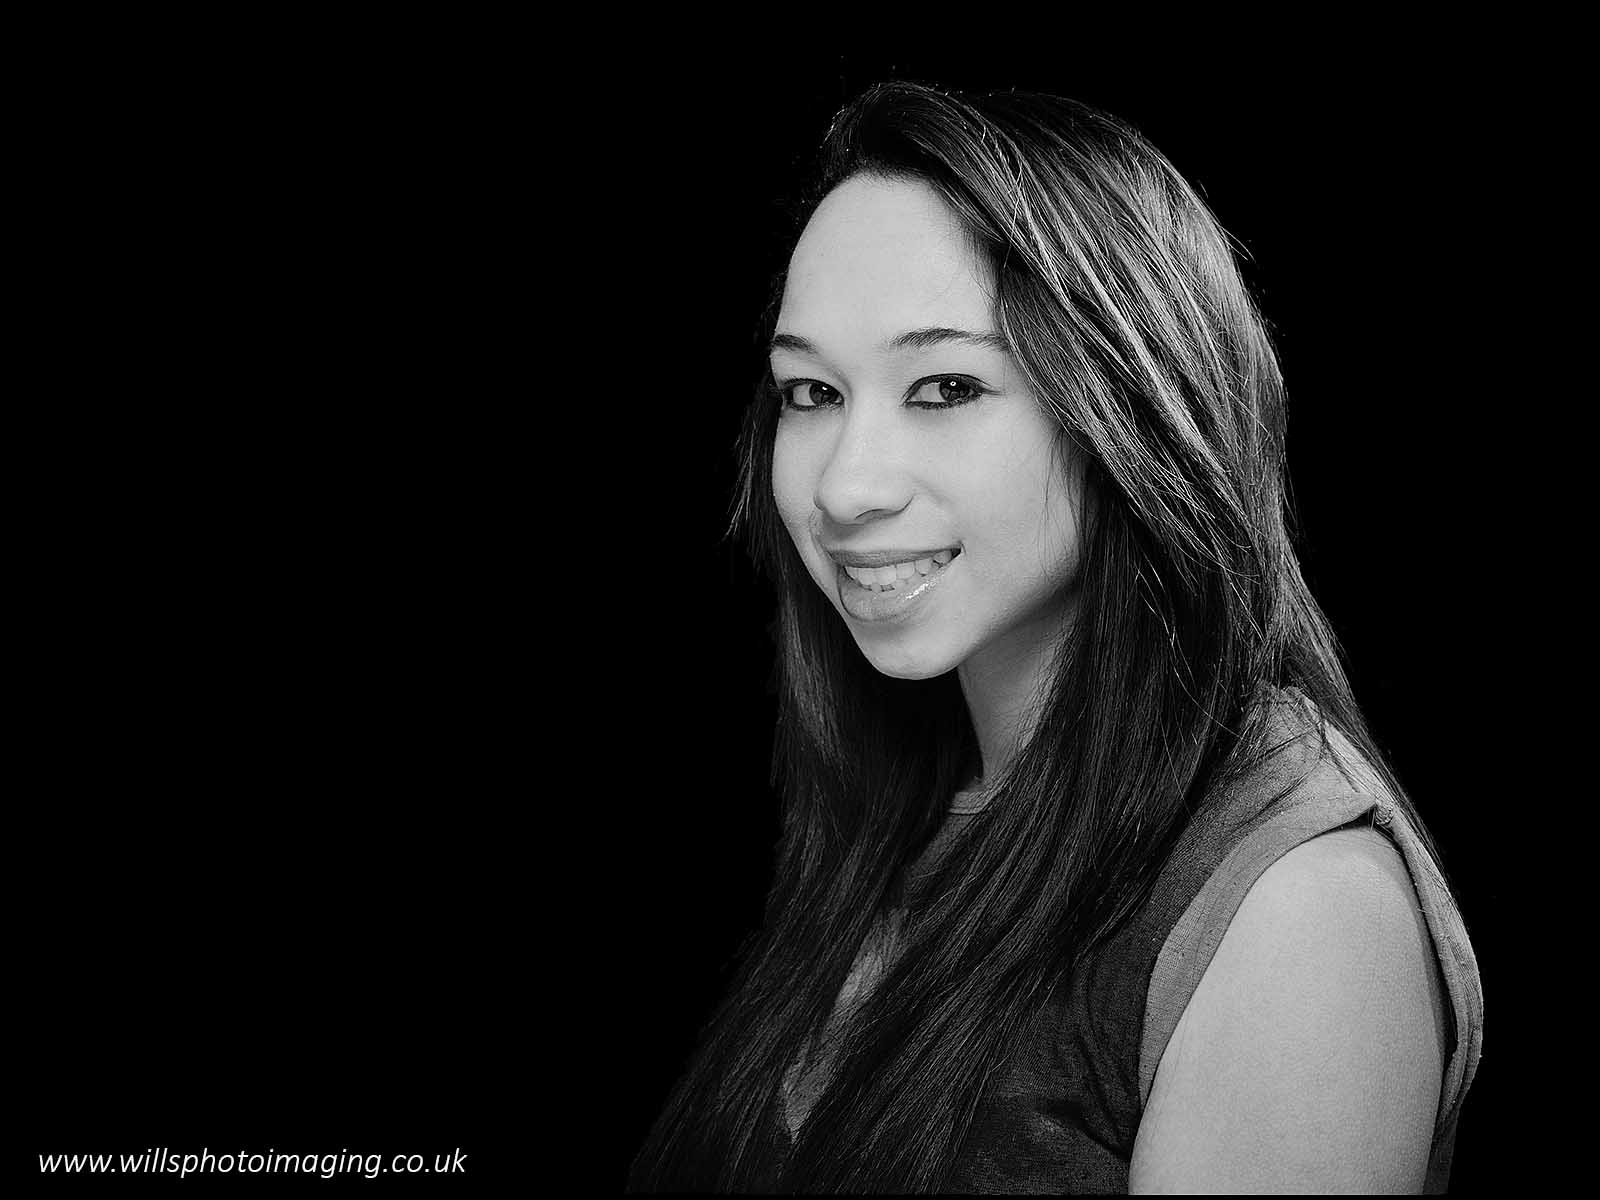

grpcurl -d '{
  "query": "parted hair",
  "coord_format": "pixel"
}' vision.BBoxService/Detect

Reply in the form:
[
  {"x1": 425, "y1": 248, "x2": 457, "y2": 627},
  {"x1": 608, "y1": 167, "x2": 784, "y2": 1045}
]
[{"x1": 628, "y1": 80, "x2": 1452, "y2": 1193}]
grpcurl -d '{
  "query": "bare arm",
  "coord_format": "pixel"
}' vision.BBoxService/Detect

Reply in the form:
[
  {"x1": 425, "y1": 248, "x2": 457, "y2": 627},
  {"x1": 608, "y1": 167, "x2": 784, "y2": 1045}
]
[{"x1": 1129, "y1": 826, "x2": 1448, "y2": 1194}]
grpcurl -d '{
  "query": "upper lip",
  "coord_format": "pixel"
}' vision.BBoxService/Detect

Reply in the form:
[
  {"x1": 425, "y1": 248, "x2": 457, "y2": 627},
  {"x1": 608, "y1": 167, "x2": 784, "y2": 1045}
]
[{"x1": 823, "y1": 546, "x2": 960, "y2": 569}]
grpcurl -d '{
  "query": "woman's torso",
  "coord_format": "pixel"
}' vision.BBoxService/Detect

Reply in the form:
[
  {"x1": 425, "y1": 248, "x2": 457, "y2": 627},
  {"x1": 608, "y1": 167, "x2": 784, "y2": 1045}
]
[{"x1": 765, "y1": 686, "x2": 1483, "y2": 1193}]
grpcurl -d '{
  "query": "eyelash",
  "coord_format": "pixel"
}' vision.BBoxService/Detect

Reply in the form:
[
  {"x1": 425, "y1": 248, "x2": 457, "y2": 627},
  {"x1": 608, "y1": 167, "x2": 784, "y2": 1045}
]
[{"x1": 771, "y1": 375, "x2": 991, "y2": 412}]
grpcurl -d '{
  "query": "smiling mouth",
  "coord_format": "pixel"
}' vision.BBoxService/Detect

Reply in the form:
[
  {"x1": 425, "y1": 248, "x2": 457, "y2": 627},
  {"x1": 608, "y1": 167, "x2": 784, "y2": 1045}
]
[{"x1": 836, "y1": 549, "x2": 961, "y2": 592}]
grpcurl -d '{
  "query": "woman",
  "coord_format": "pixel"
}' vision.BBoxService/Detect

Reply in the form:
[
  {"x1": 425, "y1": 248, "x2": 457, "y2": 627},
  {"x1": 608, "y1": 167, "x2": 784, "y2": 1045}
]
[{"x1": 630, "y1": 81, "x2": 1482, "y2": 1193}]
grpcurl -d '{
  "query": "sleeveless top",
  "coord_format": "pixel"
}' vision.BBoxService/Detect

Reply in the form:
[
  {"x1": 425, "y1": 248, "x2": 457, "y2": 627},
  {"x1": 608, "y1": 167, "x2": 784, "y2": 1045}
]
[{"x1": 761, "y1": 686, "x2": 1484, "y2": 1193}]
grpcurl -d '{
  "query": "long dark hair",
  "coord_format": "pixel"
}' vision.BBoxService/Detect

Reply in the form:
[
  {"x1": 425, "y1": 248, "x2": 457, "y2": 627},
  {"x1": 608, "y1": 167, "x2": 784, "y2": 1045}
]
[{"x1": 630, "y1": 80, "x2": 1455, "y2": 1193}]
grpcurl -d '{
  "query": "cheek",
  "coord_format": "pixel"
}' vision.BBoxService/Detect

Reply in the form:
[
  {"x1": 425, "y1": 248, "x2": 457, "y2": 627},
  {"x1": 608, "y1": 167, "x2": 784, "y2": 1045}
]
[
  {"x1": 1029, "y1": 464, "x2": 1087, "y2": 587},
  {"x1": 1039, "y1": 494, "x2": 1084, "y2": 583},
  {"x1": 770, "y1": 432, "x2": 815, "y2": 544},
  {"x1": 970, "y1": 443, "x2": 1082, "y2": 582}
]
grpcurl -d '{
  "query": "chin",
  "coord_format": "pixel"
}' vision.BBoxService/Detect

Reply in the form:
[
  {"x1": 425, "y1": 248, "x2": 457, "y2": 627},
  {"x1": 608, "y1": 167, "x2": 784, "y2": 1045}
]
[{"x1": 850, "y1": 634, "x2": 961, "y2": 681}]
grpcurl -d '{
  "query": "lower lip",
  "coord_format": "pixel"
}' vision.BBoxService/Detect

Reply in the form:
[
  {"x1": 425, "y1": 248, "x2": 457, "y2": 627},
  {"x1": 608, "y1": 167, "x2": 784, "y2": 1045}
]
[{"x1": 834, "y1": 554, "x2": 959, "y2": 623}]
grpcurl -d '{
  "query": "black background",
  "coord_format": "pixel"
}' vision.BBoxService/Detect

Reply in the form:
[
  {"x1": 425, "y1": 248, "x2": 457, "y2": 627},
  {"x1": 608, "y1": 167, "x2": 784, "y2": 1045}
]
[{"x1": 17, "y1": 31, "x2": 1549, "y2": 1194}]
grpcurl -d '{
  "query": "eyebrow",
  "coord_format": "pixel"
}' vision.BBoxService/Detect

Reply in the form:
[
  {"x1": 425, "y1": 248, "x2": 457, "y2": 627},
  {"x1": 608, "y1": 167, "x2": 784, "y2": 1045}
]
[{"x1": 768, "y1": 326, "x2": 1011, "y2": 357}]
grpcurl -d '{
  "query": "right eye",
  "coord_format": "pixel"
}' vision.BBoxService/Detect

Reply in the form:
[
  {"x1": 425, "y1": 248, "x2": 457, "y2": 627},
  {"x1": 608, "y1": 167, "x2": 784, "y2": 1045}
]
[{"x1": 776, "y1": 380, "x2": 842, "y2": 411}]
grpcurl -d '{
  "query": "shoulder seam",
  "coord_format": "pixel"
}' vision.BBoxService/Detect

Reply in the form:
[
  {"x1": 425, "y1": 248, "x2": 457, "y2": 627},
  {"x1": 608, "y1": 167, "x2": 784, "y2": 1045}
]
[
  {"x1": 1138, "y1": 789, "x2": 1482, "y2": 1160},
  {"x1": 1139, "y1": 789, "x2": 1387, "y2": 1106}
]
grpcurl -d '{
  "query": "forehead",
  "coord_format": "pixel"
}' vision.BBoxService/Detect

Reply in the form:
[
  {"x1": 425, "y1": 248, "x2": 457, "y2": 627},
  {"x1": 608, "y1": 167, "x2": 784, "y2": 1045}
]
[{"x1": 778, "y1": 174, "x2": 995, "y2": 340}]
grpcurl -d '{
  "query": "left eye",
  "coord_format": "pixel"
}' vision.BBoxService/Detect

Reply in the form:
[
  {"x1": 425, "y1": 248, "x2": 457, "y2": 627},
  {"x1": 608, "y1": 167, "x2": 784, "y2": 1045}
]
[{"x1": 908, "y1": 376, "x2": 986, "y2": 408}]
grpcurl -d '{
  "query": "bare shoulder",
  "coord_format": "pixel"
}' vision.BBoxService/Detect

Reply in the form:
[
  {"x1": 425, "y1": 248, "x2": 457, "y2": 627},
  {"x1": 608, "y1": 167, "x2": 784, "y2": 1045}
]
[{"x1": 1129, "y1": 825, "x2": 1448, "y2": 1194}]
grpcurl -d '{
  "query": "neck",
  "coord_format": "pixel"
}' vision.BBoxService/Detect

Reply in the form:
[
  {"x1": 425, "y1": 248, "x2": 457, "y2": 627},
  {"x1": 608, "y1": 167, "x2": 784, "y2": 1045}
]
[{"x1": 956, "y1": 597, "x2": 1076, "y2": 787}]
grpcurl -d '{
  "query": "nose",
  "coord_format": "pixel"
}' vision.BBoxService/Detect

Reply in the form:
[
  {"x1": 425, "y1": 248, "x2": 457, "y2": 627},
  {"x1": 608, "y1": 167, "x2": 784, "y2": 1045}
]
[{"x1": 811, "y1": 397, "x2": 912, "y2": 526}]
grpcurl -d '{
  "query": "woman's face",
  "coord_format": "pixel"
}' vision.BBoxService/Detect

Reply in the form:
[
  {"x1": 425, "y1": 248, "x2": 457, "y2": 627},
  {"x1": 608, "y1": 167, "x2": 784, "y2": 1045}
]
[{"x1": 771, "y1": 173, "x2": 1087, "y2": 681}]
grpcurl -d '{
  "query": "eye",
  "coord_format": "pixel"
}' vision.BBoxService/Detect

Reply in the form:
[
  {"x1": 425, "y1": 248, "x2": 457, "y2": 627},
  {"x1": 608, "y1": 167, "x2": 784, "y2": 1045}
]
[
  {"x1": 775, "y1": 380, "x2": 842, "y2": 411},
  {"x1": 771, "y1": 374, "x2": 991, "y2": 413},
  {"x1": 908, "y1": 376, "x2": 988, "y2": 409}
]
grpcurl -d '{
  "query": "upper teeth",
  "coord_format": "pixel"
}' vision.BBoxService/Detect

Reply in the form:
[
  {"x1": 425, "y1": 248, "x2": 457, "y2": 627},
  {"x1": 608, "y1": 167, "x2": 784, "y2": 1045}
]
[{"x1": 842, "y1": 549, "x2": 955, "y2": 589}]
